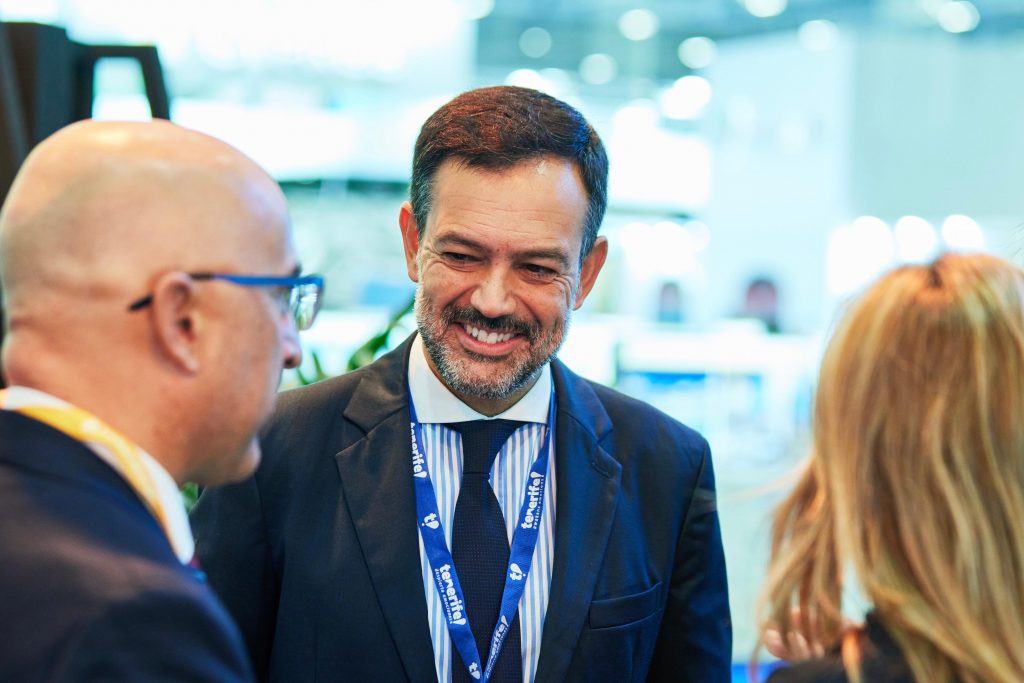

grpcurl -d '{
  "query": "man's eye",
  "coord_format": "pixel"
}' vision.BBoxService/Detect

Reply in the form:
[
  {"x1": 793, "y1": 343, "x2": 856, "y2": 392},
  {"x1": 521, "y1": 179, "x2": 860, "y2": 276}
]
[
  {"x1": 443, "y1": 252, "x2": 476, "y2": 263},
  {"x1": 523, "y1": 264, "x2": 557, "y2": 278}
]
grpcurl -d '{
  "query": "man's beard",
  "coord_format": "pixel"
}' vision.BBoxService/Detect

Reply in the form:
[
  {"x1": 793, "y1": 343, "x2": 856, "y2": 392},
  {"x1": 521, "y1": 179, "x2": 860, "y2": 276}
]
[{"x1": 415, "y1": 286, "x2": 571, "y2": 401}]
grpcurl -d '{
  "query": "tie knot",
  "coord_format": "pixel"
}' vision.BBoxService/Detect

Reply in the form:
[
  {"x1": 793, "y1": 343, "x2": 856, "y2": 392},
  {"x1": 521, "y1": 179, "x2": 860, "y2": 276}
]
[{"x1": 447, "y1": 419, "x2": 524, "y2": 475}]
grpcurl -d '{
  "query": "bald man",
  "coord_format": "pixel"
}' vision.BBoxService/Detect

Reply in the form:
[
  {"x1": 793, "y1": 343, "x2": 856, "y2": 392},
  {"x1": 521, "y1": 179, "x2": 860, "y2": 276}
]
[{"x1": 0, "y1": 120, "x2": 319, "y2": 681}]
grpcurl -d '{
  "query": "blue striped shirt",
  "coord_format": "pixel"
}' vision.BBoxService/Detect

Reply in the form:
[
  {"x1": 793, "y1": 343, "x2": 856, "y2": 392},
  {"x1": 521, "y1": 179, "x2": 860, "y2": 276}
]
[{"x1": 409, "y1": 337, "x2": 557, "y2": 683}]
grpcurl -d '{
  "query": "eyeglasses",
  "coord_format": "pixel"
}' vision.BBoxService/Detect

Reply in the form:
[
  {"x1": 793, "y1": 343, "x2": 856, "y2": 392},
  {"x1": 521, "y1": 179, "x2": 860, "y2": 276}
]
[{"x1": 128, "y1": 272, "x2": 325, "y2": 331}]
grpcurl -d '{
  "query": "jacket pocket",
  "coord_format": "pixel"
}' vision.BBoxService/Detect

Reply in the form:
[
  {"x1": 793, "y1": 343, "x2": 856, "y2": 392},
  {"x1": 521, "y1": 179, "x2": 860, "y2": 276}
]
[{"x1": 587, "y1": 581, "x2": 664, "y2": 630}]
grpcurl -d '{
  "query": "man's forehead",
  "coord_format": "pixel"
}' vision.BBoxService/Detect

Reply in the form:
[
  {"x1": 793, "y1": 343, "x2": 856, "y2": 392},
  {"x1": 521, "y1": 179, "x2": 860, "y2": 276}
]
[{"x1": 428, "y1": 160, "x2": 585, "y2": 230}]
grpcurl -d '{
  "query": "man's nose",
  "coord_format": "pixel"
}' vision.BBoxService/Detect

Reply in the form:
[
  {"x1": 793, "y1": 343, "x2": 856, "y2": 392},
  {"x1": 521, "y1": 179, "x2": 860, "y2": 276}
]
[{"x1": 470, "y1": 268, "x2": 516, "y2": 319}]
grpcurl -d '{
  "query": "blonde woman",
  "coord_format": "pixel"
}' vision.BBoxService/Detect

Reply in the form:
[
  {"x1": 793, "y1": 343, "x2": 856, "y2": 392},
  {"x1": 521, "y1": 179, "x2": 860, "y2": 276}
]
[{"x1": 758, "y1": 253, "x2": 1024, "y2": 683}]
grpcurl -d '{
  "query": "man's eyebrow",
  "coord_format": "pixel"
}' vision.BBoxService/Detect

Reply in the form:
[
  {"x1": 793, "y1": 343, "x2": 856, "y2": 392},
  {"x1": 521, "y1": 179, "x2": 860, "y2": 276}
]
[
  {"x1": 516, "y1": 248, "x2": 571, "y2": 268},
  {"x1": 434, "y1": 235, "x2": 572, "y2": 268},
  {"x1": 433, "y1": 234, "x2": 486, "y2": 251}
]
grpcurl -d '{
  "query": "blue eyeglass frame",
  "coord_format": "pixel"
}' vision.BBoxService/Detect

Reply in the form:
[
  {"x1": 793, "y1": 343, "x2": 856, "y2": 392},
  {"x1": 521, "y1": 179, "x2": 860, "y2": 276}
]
[{"x1": 127, "y1": 272, "x2": 325, "y2": 330}]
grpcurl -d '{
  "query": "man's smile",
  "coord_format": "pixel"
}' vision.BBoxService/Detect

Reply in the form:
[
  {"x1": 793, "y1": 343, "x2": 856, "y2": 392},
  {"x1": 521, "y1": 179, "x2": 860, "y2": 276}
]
[
  {"x1": 454, "y1": 322, "x2": 526, "y2": 357},
  {"x1": 462, "y1": 323, "x2": 515, "y2": 344}
]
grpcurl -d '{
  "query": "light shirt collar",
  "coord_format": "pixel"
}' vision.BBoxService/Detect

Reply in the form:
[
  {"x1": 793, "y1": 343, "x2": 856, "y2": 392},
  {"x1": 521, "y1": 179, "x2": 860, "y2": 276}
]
[
  {"x1": 409, "y1": 334, "x2": 551, "y2": 424},
  {"x1": 2, "y1": 386, "x2": 195, "y2": 564}
]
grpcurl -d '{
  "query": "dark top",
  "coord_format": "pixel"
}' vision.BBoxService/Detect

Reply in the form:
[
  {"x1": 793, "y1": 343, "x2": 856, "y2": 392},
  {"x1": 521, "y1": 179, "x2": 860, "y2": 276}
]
[
  {"x1": 192, "y1": 335, "x2": 732, "y2": 682},
  {"x1": 0, "y1": 409, "x2": 254, "y2": 682},
  {"x1": 767, "y1": 614, "x2": 914, "y2": 683}
]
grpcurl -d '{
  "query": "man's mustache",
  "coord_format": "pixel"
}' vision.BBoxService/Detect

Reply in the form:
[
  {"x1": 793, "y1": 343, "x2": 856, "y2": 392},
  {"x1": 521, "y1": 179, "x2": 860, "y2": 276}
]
[{"x1": 442, "y1": 306, "x2": 540, "y2": 341}]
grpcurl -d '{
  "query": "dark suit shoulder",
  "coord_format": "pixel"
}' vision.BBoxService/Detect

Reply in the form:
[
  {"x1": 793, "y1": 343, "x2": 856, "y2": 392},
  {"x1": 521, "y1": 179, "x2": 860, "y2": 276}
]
[
  {"x1": 277, "y1": 364, "x2": 365, "y2": 411},
  {"x1": 258, "y1": 356, "x2": 405, "y2": 488},
  {"x1": 259, "y1": 375, "x2": 352, "y2": 473},
  {"x1": 61, "y1": 584, "x2": 253, "y2": 682},
  {"x1": 0, "y1": 435, "x2": 185, "y2": 583},
  {"x1": 274, "y1": 334, "x2": 413, "y2": 420},
  {"x1": 262, "y1": 339, "x2": 412, "y2": 456},
  {"x1": 0, "y1": 442, "x2": 251, "y2": 681},
  {"x1": 271, "y1": 370, "x2": 364, "y2": 432},
  {"x1": 552, "y1": 360, "x2": 716, "y2": 536},
  {"x1": 582, "y1": 375, "x2": 711, "y2": 480},
  {"x1": 586, "y1": 378, "x2": 707, "y2": 446}
]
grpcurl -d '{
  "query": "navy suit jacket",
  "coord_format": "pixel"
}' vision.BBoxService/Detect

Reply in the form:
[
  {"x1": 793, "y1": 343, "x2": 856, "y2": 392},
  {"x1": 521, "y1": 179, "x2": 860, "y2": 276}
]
[
  {"x1": 192, "y1": 336, "x2": 731, "y2": 682},
  {"x1": 0, "y1": 410, "x2": 253, "y2": 682}
]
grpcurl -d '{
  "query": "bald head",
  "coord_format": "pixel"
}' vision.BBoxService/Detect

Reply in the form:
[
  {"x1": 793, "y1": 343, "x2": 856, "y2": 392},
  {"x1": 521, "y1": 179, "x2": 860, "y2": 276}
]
[
  {"x1": 1, "y1": 120, "x2": 289, "y2": 317},
  {"x1": 0, "y1": 120, "x2": 303, "y2": 486}
]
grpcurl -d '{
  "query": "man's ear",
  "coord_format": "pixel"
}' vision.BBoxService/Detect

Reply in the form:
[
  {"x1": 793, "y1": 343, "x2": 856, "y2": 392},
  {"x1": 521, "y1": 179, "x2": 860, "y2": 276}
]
[
  {"x1": 149, "y1": 272, "x2": 202, "y2": 374},
  {"x1": 573, "y1": 236, "x2": 608, "y2": 310},
  {"x1": 399, "y1": 201, "x2": 421, "y2": 283}
]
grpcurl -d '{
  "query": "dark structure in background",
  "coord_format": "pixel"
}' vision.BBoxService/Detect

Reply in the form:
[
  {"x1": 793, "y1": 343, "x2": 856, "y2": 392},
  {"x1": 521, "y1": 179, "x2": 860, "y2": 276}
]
[
  {"x1": 0, "y1": 21, "x2": 170, "y2": 386},
  {"x1": 0, "y1": 23, "x2": 28, "y2": 216}
]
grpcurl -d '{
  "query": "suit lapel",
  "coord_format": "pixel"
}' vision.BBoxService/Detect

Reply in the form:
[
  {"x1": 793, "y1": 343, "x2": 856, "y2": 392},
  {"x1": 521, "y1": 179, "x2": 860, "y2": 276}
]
[
  {"x1": 534, "y1": 360, "x2": 622, "y2": 682},
  {"x1": 333, "y1": 337, "x2": 437, "y2": 683}
]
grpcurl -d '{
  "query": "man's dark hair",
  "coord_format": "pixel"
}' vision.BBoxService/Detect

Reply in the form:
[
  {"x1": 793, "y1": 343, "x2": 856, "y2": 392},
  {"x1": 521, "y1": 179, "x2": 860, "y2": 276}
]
[{"x1": 409, "y1": 85, "x2": 609, "y2": 263}]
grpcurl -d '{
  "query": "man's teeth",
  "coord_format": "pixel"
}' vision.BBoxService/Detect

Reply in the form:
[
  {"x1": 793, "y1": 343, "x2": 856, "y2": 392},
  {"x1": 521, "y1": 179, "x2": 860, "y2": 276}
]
[{"x1": 465, "y1": 324, "x2": 514, "y2": 344}]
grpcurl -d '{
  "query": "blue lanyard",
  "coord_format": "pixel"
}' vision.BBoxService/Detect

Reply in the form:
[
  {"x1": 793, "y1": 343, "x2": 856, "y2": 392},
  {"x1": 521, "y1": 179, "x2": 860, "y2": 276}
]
[{"x1": 409, "y1": 386, "x2": 555, "y2": 682}]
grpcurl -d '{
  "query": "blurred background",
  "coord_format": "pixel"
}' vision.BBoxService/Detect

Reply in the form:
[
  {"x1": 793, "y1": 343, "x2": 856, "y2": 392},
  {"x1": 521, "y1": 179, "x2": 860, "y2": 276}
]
[{"x1": 2, "y1": 0, "x2": 1022, "y2": 674}]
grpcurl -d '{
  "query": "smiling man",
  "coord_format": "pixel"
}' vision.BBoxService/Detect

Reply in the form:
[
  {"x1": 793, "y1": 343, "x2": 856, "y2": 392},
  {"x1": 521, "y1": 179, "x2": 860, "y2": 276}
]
[{"x1": 192, "y1": 86, "x2": 731, "y2": 683}]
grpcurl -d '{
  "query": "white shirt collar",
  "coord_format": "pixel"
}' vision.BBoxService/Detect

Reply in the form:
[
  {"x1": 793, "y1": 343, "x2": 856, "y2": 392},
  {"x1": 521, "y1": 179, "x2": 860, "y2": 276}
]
[
  {"x1": 409, "y1": 334, "x2": 551, "y2": 424},
  {"x1": 2, "y1": 386, "x2": 195, "y2": 564}
]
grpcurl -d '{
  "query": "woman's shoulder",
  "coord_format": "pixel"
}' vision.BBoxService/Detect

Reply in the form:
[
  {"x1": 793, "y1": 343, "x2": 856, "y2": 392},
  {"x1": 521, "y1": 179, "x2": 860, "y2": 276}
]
[
  {"x1": 766, "y1": 657, "x2": 849, "y2": 683},
  {"x1": 766, "y1": 614, "x2": 914, "y2": 683}
]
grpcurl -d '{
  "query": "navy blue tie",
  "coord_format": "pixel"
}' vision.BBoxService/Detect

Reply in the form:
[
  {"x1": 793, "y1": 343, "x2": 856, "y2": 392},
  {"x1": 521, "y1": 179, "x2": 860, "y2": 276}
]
[{"x1": 448, "y1": 419, "x2": 523, "y2": 683}]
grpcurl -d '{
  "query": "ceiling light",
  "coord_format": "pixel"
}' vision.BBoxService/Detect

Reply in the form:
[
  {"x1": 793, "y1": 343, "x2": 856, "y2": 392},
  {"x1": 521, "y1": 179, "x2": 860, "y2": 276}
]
[
  {"x1": 519, "y1": 27, "x2": 552, "y2": 58},
  {"x1": 611, "y1": 99, "x2": 659, "y2": 130},
  {"x1": 678, "y1": 37, "x2": 716, "y2": 69},
  {"x1": 506, "y1": 69, "x2": 553, "y2": 93},
  {"x1": 941, "y1": 215, "x2": 984, "y2": 250},
  {"x1": 579, "y1": 53, "x2": 618, "y2": 85},
  {"x1": 619, "y1": 9, "x2": 660, "y2": 41},
  {"x1": 893, "y1": 216, "x2": 938, "y2": 263},
  {"x1": 660, "y1": 75, "x2": 712, "y2": 120},
  {"x1": 826, "y1": 217, "x2": 895, "y2": 295},
  {"x1": 798, "y1": 20, "x2": 839, "y2": 51},
  {"x1": 937, "y1": 1, "x2": 980, "y2": 33},
  {"x1": 742, "y1": 0, "x2": 788, "y2": 19}
]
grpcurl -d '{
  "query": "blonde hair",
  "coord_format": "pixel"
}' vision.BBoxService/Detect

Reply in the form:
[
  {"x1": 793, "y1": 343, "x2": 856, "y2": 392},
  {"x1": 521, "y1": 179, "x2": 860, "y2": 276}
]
[{"x1": 758, "y1": 252, "x2": 1024, "y2": 683}]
